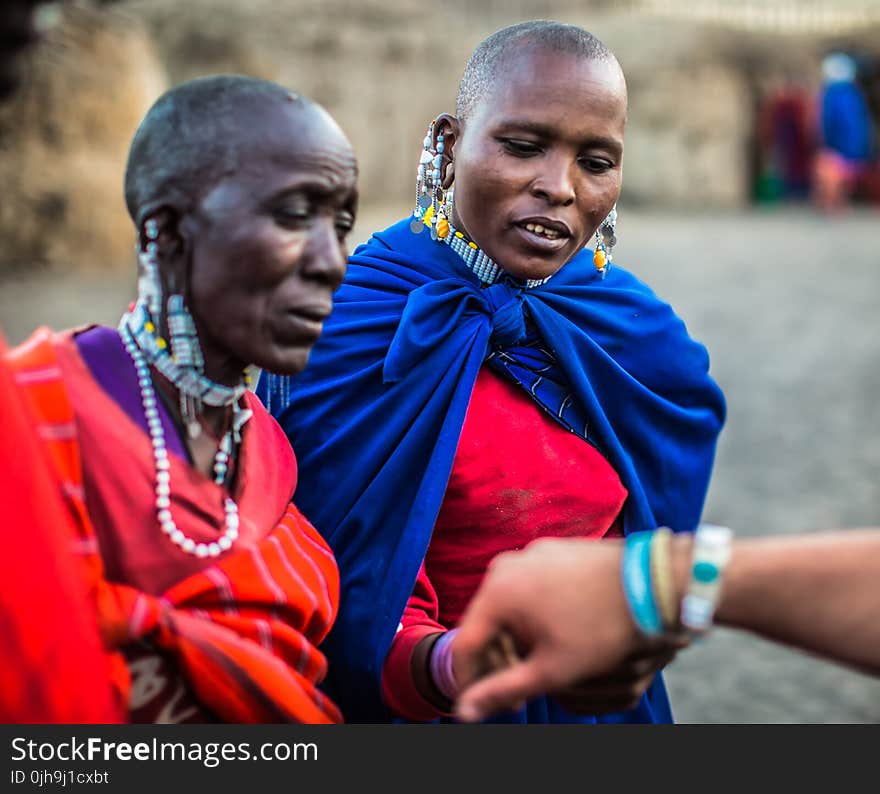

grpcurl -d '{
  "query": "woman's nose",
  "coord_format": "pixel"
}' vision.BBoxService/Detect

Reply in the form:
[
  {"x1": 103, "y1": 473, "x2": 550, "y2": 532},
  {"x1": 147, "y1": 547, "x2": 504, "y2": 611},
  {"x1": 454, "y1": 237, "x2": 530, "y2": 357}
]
[
  {"x1": 301, "y1": 217, "x2": 347, "y2": 289},
  {"x1": 530, "y1": 155, "x2": 576, "y2": 207}
]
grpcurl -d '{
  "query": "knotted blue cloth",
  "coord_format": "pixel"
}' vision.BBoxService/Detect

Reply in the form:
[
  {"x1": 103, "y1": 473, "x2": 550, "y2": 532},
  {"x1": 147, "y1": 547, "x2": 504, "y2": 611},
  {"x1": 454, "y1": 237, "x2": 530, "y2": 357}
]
[{"x1": 258, "y1": 218, "x2": 726, "y2": 723}]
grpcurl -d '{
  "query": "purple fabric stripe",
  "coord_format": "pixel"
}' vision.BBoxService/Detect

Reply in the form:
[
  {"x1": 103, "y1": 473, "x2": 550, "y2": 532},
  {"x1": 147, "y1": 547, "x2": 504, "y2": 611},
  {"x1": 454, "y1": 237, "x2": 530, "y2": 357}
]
[{"x1": 75, "y1": 326, "x2": 189, "y2": 460}]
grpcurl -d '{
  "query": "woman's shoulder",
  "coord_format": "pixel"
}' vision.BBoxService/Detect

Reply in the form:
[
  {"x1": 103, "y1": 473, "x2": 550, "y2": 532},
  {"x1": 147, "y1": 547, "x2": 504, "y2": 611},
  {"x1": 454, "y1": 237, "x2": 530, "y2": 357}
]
[
  {"x1": 343, "y1": 217, "x2": 465, "y2": 293},
  {"x1": 547, "y1": 253, "x2": 678, "y2": 322},
  {"x1": 352, "y1": 217, "x2": 418, "y2": 255},
  {"x1": 538, "y1": 255, "x2": 716, "y2": 384},
  {"x1": 245, "y1": 389, "x2": 294, "y2": 446}
]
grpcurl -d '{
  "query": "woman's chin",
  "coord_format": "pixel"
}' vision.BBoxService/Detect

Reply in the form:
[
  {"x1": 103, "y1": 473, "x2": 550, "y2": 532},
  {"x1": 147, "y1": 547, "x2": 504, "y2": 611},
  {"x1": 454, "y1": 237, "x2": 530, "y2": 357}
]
[
  {"x1": 501, "y1": 258, "x2": 566, "y2": 282},
  {"x1": 258, "y1": 348, "x2": 313, "y2": 378}
]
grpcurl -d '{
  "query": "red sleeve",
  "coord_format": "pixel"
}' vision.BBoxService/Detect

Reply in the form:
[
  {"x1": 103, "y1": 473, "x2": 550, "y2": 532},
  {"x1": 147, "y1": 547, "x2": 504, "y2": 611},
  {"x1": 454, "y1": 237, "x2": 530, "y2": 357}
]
[{"x1": 381, "y1": 561, "x2": 450, "y2": 721}]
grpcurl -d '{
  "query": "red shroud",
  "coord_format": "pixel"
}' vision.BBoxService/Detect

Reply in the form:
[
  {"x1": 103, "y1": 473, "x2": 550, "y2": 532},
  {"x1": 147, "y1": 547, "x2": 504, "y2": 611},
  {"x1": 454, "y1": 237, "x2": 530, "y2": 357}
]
[{"x1": 7, "y1": 328, "x2": 342, "y2": 723}]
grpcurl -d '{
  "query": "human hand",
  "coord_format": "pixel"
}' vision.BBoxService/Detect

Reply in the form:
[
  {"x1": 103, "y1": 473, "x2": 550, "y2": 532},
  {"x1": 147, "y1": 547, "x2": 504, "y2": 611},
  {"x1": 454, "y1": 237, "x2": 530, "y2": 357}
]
[
  {"x1": 452, "y1": 537, "x2": 679, "y2": 722},
  {"x1": 549, "y1": 643, "x2": 682, "y2": 714}
]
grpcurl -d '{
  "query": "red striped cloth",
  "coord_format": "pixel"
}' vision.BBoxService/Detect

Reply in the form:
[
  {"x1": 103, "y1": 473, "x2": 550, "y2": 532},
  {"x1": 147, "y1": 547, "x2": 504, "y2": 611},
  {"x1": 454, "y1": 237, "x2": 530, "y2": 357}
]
[
  {"x1": 101, "y1": 504, "x2": 341, "y2": 723},
  {"x1": 0, "y1": 331, "x2": 123, "y2": 723},
  {"x1": 7, "y1": 328, "x2": 342, "y2": 723}
]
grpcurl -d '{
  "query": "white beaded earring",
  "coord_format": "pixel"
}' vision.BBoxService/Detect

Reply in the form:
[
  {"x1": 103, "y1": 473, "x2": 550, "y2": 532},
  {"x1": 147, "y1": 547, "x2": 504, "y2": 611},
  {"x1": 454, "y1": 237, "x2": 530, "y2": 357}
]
[
  {"x1": 166, "y1": 293, "x2": 205, "y2": 439},
  {"x1": 137, "y1": 218, "x2": 163, "y2": 318}
]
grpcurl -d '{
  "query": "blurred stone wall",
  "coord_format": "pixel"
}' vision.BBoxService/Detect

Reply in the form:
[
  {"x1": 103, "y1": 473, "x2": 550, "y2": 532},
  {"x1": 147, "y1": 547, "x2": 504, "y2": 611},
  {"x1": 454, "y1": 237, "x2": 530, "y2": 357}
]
[
  {"x1": 125, "y1": 0, "x2": 759, "y2": 210},
  {"x1": 0, "y1": 5, "x2": 166, "y2": 271},
  {"x1": 1, "y1": 0, "x2": 878, "y2": 272}
]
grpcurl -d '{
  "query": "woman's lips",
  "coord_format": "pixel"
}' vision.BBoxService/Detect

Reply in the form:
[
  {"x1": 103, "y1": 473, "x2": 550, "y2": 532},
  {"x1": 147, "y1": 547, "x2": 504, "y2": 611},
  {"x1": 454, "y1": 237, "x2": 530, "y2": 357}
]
[
  {"x1": 275, "y1": 311, "x2": 325, "y2": 342},
  {"x1": 512, "y1": 223, "x2": 570, "y2": 253}
]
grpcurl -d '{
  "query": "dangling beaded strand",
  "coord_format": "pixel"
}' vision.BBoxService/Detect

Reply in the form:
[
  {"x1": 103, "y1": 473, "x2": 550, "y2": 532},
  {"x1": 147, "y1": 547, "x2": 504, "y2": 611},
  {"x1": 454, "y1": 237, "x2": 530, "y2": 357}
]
[{"x1": 119, "y1": 322, "x2": 240, "y2": 559}]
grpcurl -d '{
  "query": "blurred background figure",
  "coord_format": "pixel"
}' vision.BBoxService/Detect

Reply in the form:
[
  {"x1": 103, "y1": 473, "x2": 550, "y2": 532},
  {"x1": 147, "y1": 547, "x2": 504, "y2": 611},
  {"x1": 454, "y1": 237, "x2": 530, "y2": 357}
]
[
  {"x1": 812, "y1": 52, "x2": 875, "y2": 212},
  {"x1": 754, "y1": 76, "x2": 814, "y2": 203}
]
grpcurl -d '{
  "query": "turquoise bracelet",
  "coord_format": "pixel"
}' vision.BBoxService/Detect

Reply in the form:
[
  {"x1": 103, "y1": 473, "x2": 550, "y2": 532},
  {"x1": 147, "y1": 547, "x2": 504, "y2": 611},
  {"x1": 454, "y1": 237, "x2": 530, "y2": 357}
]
[{"x1": 622, "y1": 531, "x2": 663, "y2": 637}]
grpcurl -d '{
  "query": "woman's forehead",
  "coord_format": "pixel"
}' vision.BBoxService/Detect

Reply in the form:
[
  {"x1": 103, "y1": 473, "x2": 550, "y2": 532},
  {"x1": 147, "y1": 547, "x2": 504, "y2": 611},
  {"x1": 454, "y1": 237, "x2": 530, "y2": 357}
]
[
  {"x1": 472, "y1": 49, "x2": 626, "y2": 124},
  {"x1": 232, "y1": 99, "x2": 349, "y2": 153},
  {"x1": 222, "y1": 101, "x2": 355, "y2": 176},
  {"x1": 199, "y1": 116, "x2": 356, "y2": 212}
]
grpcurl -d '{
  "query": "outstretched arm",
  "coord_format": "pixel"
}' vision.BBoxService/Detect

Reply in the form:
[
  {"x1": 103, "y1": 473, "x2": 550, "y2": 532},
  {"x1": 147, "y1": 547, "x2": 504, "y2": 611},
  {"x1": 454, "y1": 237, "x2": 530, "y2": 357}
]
[
  {"x1": 715, "y1": 529, "x2": 880, "y2": 673},
  {"x1": 453, "y1": 529, "x2": 880, "y2": 721}
]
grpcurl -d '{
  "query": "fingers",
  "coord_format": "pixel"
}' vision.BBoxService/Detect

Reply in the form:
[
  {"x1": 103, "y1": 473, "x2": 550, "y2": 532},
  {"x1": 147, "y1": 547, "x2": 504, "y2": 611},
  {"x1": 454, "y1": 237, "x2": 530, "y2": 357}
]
[
  {"x1": 494, "y1": 630, "x2": 520, "y2": 667},
  {"x1": 455, "y1": 657, "x2": 547, "y2": 723},
  {"x1": 457, "y1": 660, "x2": 661, "y2": 721},
  {"x1": 552, "y1": 672, "x2": 658, "y2": 715},
  {"x1": 623, "y1": 647, "x2": 678, "y2": 677},
  {"x1": 547, "y1": 646, "x2": 677, "y2": 716},
  {"x1": 453, "y1": 582, "x2": 522, "y2": 688}
]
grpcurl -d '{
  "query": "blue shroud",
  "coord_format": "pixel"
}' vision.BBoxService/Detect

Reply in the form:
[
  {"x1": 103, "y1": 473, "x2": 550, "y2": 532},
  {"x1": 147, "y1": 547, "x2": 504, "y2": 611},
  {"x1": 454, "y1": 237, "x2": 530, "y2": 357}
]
[{"x1": 258, "y1": 218, "x2": 726, "y2": 723}]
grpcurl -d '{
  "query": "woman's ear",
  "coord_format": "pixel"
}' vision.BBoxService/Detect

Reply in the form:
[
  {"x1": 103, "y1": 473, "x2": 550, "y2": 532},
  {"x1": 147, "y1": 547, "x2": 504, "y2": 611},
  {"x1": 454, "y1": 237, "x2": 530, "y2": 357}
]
[
  {"x1": 139, "y1": 206, "x2": 188, "y2": 295},
  {"x1": 433, "y1": 113, "x2": 460, "y2": 189}
]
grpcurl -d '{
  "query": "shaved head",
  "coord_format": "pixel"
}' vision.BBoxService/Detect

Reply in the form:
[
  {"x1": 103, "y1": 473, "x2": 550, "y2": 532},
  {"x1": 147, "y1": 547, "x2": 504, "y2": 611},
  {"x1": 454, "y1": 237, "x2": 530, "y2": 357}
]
[
  {"x1": 124, "y1": 74, "x2": 312, "y2": 227},
  {"x1": 456, "y1": 21, "x2": 620, "y2": 123}
]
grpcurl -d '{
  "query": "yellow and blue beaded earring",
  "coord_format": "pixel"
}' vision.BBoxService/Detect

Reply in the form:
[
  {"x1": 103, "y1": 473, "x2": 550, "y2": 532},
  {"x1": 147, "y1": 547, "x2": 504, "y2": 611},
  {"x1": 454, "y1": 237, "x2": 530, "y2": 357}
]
[{"x1": 593, "y1": 205, "x2": 618, "y2": 278}]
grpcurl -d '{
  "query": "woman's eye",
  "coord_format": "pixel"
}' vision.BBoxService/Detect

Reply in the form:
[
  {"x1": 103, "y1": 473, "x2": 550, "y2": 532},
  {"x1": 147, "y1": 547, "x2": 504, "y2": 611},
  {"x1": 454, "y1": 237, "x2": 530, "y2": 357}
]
[
  {"x1": 580, "y1": 157, "x2": 614, "y2": 174},
  {"x1": 335, "y1": 211, "x2": 355, "y2": 239},
  {"x1": 501, "y1": 139, "x2": 541, "y2": 156},
  {"x1": 273, "y1": 203, "x2": 310, "y2": 226}
]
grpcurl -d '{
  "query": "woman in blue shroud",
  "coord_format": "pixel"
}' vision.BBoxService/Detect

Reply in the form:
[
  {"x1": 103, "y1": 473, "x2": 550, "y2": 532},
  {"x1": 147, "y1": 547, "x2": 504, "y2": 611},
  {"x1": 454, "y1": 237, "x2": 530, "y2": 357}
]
[{"x1": 258, "y1": 21, "x2": 726, "y2": 724}]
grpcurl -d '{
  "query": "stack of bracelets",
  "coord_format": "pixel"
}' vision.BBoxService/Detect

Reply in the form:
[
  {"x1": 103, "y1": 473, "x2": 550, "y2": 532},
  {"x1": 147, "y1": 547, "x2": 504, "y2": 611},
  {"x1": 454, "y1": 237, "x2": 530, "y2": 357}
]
[{"x1": 622, "y1": 523, "x2": 733, "y2": 638}]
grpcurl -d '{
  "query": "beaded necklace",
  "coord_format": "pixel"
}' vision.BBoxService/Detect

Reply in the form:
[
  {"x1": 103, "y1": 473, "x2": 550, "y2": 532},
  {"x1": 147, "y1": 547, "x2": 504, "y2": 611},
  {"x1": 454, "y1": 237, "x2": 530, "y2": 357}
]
[
  {"x1": 123, "y1": 300, "x2": 246, "y2": 408},
  {"x1": 436, "y1": 219, "x2": 552, "y2": 290},
  {"x1": 118, "y1": 310, "x2": 245, "y2": 559}
]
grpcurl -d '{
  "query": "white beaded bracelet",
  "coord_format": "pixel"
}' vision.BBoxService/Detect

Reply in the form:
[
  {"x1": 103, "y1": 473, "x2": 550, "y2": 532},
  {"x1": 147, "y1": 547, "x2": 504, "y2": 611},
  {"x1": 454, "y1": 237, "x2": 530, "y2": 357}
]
[{"x1": 680, "y1": 523, "x2": 733, "y2": 634}]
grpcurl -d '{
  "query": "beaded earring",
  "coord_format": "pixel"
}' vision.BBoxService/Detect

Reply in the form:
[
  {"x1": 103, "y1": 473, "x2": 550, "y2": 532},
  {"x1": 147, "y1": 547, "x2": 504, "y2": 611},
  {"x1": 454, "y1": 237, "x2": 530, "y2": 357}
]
[
  {"x1": 166, "y1": 293, "x2": 205, "y2": 439},
  {"x1": 137, "y1": 218, "x2": 163, "y2": 318},
  {"x1": 130, "y1": 215, "x2": 247, "y2": 440},
  {"x1": 411, "y1": 122, "x2": 450, "y2": 241},
  {"x1": 593, "y1": 205, "x2": 618, "y2": 278}
]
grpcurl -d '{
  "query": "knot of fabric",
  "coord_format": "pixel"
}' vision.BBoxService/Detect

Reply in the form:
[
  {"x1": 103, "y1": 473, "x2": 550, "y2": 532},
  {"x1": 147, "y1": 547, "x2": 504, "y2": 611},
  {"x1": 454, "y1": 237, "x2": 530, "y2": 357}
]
[
  {"x1": 484, "y1": 281, "x2": 526, "y2": 347},
  {"x1": 383, "y1": 278, "x2": 525, "y2": 383}
]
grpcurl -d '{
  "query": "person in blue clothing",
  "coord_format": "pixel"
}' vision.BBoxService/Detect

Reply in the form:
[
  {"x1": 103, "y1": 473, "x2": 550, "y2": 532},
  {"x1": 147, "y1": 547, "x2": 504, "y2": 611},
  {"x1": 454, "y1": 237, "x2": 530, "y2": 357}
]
[
  {"x1": 258, "y1": 20, "x2": 725, "y2": 724},
  {"x1": 813, "y1": 52, "x2": 874, "y2": 211}
]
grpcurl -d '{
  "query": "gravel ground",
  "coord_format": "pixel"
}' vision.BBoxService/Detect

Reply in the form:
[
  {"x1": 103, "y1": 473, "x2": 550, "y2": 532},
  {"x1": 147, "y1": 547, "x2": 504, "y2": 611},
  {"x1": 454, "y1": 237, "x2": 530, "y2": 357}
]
[
  {"x1": 617, "y1": 207, "x2": 880, "y2": 724},
  {"x1": 2, "y1": 205, "x2": 878, "y2": 723}
]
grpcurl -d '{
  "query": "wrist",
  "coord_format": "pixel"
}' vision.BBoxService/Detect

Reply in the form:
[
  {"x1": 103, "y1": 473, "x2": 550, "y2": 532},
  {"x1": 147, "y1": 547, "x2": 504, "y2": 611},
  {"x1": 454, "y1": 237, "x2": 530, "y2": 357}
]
[{"x1": 411, "y1": 632, "x2": 453, "y2": 713}]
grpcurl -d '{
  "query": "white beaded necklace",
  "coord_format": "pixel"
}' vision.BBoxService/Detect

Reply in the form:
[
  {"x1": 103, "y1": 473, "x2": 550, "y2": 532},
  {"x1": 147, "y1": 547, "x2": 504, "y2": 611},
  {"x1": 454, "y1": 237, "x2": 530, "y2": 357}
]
[
  {"x1": 441, "y1": 223, "x2": 551, "y2": 290},
  {"x1": 119, "y1": 322, "x2": 240, "y2": 558}
]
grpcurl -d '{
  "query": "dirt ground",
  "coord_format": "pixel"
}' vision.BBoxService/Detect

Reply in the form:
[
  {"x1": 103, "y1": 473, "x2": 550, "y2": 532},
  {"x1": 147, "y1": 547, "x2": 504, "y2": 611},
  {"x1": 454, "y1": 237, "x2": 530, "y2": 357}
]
[{"x1": 2, "y1": 204, "x2": 878, "y2": 723}]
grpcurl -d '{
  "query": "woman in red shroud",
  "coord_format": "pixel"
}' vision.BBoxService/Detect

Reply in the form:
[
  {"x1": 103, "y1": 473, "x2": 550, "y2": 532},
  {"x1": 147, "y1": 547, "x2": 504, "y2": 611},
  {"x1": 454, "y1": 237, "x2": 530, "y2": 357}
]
[{"x1": 5, "y1": 74, "x2": 358, "y2": 722}]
